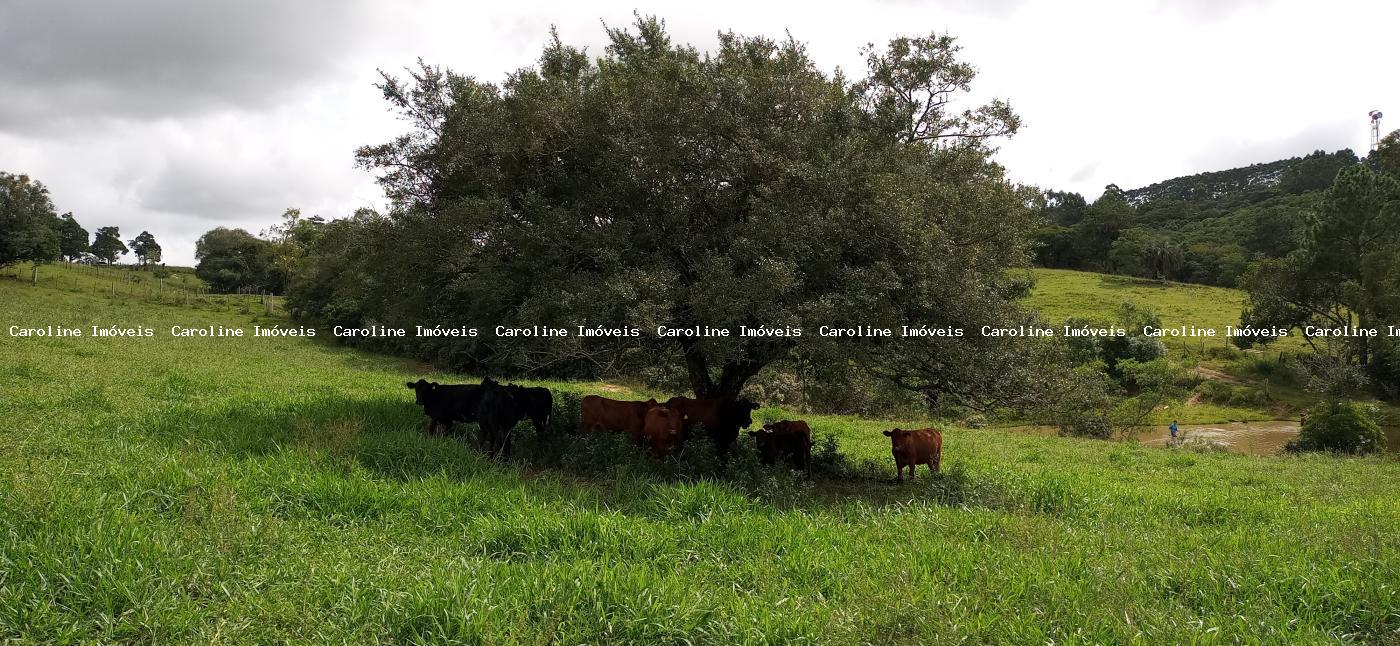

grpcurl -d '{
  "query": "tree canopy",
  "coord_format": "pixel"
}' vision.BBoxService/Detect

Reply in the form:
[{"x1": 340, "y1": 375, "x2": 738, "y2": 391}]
[
  {"x1": 194, "y1": 227, "x2": 280, "y2": 293},
  {"x1": 128, "y1": 230, "x2": 162, "y2": 267},
  {"x1": 1240, "y1": 164, "x2": 1400, "y2": 394},
  {"x1": 293, "y1": 19, "x2": 1037, "y2": 402},
  {"x1": 0, "y1": 172, "x2": 62, "y2": 268},
  {"x1": 90, "y1": 226, "x2": 128, "y2": 264},
  {"x1": 58, "y1": 213, "x2": 89, "y2": 262}
]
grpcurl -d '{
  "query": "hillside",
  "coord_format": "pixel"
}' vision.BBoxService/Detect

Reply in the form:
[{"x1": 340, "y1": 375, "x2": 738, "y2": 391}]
[
  {"x1": 1122, "y1": 149, "x2": 1357, "y2": 207},
  {"x1": 3, "y1": 276, "x2": 1398, "y2": 642},
  {"x1": 1025, "y1": 267, "x2": 1323, "y2": 425}
]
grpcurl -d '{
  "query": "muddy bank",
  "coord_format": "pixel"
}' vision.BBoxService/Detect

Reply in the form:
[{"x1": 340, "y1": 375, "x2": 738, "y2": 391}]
[{"x1": 1001, "y1": 422, "x2": 1400, "y2": 456}]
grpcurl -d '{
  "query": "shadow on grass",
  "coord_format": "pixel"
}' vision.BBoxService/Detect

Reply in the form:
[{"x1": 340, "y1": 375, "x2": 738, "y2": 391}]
[
  {"x1": 1097, "y1": 274, "x2": 1178, "y2": 290},
  {"x1": 127, "y1": 389, "x2": 1078, "y2": 518}
]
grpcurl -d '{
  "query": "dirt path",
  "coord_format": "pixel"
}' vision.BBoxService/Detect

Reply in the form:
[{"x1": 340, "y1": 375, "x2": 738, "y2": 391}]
[{"x1": 1193, "y1": 366, "x2": 1253, "y2": 386}]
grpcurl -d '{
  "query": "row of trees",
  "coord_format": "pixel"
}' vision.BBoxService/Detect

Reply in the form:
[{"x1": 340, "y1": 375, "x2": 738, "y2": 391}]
[
  {"x1": 1239, "y1": 164, "x2": 1400, "y2": 396},
  {"x1": 1, "y1": 171, "x2": 162, "y2": 274}
]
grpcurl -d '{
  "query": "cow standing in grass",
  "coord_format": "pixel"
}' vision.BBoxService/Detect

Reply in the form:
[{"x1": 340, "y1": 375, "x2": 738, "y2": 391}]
[
  {"x1": 405, "y1": 378, "x2": 490, "y2": 436},
  {"x1": 506, "y1": 384, "x2": 553, "y2": 434},
  {"x1": 664, "y1": 396, "x2": 759, "y2": 452},
  {"x1": 749, "y1": 420, "x2": 812, "y2": 475},
  {"x1": 884, "y1": 427, "x2": 942, "y2": 481},
  {"x1": 476, "y1": 380, "x2": 527, "y2": 458},
  {"x1": 580, "y1": 395, "x2": 656, "y2": 441},
  {"x1": 641, "y1": 405, "x2": 686, "y2": 457}
]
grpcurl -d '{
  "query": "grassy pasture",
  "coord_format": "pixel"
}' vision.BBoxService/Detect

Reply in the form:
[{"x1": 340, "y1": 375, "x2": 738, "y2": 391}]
[
  {"x1": 4, "y1": 262, "x2": 286, "y2": 316},
  {"x1": 1024, "y1": 268, "x2": 1309, "y2": 354},
  {"x1": 2, "y1": 276, "x2": 1398, "y2": 642}
]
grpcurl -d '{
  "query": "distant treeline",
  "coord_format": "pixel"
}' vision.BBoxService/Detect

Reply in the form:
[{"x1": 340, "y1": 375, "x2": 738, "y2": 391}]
[
  {"x1": 1031, "y1": 146, "x2": 1399, "y2": 287},
  {"x1": 0, "y1": 171, "x2": 163, "y2": 274}
]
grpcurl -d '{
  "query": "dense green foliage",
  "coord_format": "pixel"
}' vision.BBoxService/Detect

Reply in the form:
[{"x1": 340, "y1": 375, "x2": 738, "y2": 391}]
[
  {"x1": 127, "y1": 230, "x2": 162, "y2": 268},
  {"x1": 57, "y1": 213, "x2": 88, "y2": 262},
  {"x1": 193, "y1": 227, "x2": 281, "y2": 293},
  {"x1": 1289, "y1": 400, "x2": 1387, "y2": 454},
  {"x1": 1240, "y1": 165, "x2": 1400, "y2": 396},
  {"x1": 89, "y1": 226, "x2": 128, "y2": 264},
  {"x1": 292, "y1": 20, "x2": 1037, "y2": 406},
  {"x1": 0, "y1": 171, "x2": 62, "y2": 268},
  {"x1": 4, "y1": 273, "x2": 1399, "y2": 642},
  {"x1": 1032, "y1": 150, "x2": 1360, "y2": 287}
]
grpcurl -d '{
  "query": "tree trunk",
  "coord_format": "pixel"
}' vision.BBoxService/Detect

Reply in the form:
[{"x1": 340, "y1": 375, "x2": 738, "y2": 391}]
[
  {"x1": 715, "y1": 358, "x2": 764, "y2": 401},
  {"x1": 682, "y1": 342, "x2": 717, "y2": 397}
]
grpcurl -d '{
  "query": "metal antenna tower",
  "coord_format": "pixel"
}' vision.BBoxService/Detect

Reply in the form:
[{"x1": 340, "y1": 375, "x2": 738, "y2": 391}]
[{"x1": 1371, "y1": 110, "x2": 1384, "y2": 152}]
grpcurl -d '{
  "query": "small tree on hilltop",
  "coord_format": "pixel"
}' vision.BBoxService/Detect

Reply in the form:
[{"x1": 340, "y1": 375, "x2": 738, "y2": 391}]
[
  {"x1": 128, "y1": 230, "x2": 162, "y2": 268},
  {"x1": 90, "y1": 226, "x2": 129, "y2": 264}
]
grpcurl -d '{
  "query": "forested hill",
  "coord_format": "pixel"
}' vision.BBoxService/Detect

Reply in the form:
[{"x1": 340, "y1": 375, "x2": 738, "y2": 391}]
[
  {"x1": 1122, "y1": 148, "x2": 1357, "y2": 207},
  {"x1": 1032, "y1": 147, "x2": 1365, "y2": 287}
]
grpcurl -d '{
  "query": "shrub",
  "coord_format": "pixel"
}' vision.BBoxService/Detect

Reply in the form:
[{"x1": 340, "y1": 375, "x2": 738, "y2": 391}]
[
  {"x1": 1203, "y1": 345, "x2": 1240, "y2": 360},
  {"x1": 669, "y1": 428, "x2": 725, "y2": 482},
  {"x1": 809, "y1": 433, "x2": 854, "y2": 479},
  {"x1": 549, "y1": 390, "x2": 583, "y2": 435},
  {"x1": 1059, "y1": 412, "x2": 1113, "y2": 439},
  {"x1": 1194, "y1": 381, "x2": 1269, "y2": 407},
  {"x1": 1287, "y1": 400, "x2": 1386, "y2": 455}
]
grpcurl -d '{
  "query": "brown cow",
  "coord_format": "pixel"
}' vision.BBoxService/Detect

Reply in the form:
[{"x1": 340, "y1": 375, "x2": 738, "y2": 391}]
[
  {"x1": 664, "y1": 396, "x2": 759, "y2": 451},
  {"x1": 883, "y1": 427, "x2": 942, "y2": 481},
  {"x1": 749, "y1": 420, "x2": 812, "y2": 475},
  {"x1": 580, "y1": 395, "x2": 655, "y2": 440},
  {"x1": 642, "y1": 406, "x2": 686, "y2": 457}
]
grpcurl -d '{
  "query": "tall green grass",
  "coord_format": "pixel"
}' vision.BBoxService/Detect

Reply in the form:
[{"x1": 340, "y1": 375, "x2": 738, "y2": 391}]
[{"x1": 2, "y1": 276, "x2": 1398, "y2": 642}]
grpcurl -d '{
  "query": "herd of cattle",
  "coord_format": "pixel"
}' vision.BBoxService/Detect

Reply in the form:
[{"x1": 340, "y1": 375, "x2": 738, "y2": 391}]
[{"x1": 405, "y1": 378, "x2": 944, "y2": 480}]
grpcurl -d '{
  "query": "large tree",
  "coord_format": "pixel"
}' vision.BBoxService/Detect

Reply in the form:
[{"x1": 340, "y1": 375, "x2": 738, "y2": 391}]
[
  {"x1": 1240, "y1": 164, "x2": 1400, "y2": 391},
  {"x1": 194, "y1": 227, "x2": 279, "y2": 293},
  {"x1": 1071, "y1": 185, "x2": 1136, "y2": 270},
  {"x1": 58, "y1": 213, "x2": 89, "y2": 261},
  {"x1": 127, "y1": 230, "x2": 162, "y2": 267},
  {"x1": 1371, "y1": 129, "x2": 1400, "y2": 180},
  {"x1": 90, "y1": 226, "x2": 128, "y2": 264},
  {"x1": 0, "y1": 172, "x2": 62, "y2": 269},
  {"x1": 309, "y1": 20, "x2": 1035, "y2": 401},
  {"x1": 262, "y1": 207, "x2": 325, "y2": 288}
]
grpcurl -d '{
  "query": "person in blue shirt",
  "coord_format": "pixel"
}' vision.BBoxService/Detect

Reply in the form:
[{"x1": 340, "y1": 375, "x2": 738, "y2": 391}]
[{"x1": 1169, "y1": 420, "x2": 1179, "y2": 441}]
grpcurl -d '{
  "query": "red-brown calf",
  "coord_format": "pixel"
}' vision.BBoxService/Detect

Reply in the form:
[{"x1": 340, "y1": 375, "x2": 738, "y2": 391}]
[
  {"x1": 749, "y1": 420, "x2": 812, "y2": 475},
  {"x1": 642, "y1": 406, "x2": 686, "y2": 457},
  {"x1": 883, "y1": 427, "x2": 942, "y2": 481}
]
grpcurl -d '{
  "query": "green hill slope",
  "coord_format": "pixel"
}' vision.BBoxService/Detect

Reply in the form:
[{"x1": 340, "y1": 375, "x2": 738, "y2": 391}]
[
  {"x1": 2, "y1": 277, "x2": 1397, "y2": 642},
  {"x1": 1027, "y1": 268, "x2": 1246, "y2": 333}
]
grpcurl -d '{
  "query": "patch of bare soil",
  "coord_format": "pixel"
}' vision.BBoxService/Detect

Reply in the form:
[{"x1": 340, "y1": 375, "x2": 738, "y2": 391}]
[{"x1": 1193, "y1": 366, "x2": 1253, "y2": 386}]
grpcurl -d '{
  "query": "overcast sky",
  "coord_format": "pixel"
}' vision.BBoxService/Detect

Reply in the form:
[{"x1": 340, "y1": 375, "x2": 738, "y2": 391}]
[{"x1": 2, "y1": 0, "x2": 1396, "y2": 266}]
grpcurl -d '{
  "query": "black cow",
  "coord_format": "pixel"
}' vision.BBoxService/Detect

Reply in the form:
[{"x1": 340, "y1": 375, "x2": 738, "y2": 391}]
[
  {"x1": 405, "y1": 378, "x2": 491, "y2": 436},
  {"x1": 505, "y1": 384, "x2": 553, "y2": 434},
  {"x1": 476, "y1": 380, "x2": 527, "y2": 458}
]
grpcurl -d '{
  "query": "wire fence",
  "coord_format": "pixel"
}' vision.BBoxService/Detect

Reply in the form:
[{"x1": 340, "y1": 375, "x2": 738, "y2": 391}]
[{"x1": 5, "y1": 263, "x2": 285, "y2": 316}]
